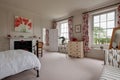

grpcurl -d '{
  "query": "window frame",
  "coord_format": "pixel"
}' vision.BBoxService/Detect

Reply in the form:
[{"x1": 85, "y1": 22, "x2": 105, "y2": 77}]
[
  {"x1": 57, "y1": 20, "x2": 69, "y2": 45},
  {"x1": 91, "y1": 10, "x2": 116, "y2": 48}
]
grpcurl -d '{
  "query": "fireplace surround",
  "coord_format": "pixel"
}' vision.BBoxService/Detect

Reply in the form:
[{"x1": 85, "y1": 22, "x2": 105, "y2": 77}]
[{"x1": 10, "y1": 38, "x2": 37, "y2": 53}]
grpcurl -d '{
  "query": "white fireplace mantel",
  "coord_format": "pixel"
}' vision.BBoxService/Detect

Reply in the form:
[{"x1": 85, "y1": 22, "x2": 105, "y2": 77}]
[{"x1": 10, "y1": 37, "x2": 37, "y2": 53}]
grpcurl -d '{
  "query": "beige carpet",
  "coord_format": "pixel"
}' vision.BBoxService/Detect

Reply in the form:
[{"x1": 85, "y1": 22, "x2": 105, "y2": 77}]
[{"x1": 3, "y1": 52, "x2": 104, "y2": 80}]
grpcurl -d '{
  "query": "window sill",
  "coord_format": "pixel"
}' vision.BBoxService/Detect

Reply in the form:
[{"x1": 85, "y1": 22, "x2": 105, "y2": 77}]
[{"x1": 92, "y1": 44, "x2": 109, "y2": 49}]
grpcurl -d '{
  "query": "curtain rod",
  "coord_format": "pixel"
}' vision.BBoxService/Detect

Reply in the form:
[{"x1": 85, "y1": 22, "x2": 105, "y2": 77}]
[
  {"x1": 83, "y1": 2, "x2": 120, "y2": 14},
  {"x1": 55, "y1": 16, "x2": 73, "y2": 22}
]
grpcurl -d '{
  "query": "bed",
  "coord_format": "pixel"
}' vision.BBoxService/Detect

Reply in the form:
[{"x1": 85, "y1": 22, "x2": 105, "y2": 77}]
[
  {"x1": 99, "y1": 49, "x2": 120, "y2": 80},
  {"x1": 0, "y1": 50, "x2": 41, "y2": 79}
]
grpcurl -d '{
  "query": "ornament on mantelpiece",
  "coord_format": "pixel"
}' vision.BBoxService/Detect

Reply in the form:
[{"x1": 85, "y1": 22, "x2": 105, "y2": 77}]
[
  {"x1": 19, "y1": 35, "x2": 24, "y2": 38},
  {"x1": 7, "y1": 34, "x2": 12, "y2": 39},
  {"x1": 38, "y1": 37, "x2": 41, "y2": 41},
  {"x1": 33, "y1": 35, "x2": 37, "y2": 38}
]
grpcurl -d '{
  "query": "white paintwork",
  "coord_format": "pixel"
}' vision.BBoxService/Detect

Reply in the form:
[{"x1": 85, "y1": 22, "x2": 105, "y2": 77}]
[
  {"x1": 0, "y1": 50, "x2": 41, "y2": 79},
  {"x1": 48, "y1": 29, "x2": 58, "y2": 51},
  {"x1": 10, "y1": 38, "x2": 37, "y2": 53}
]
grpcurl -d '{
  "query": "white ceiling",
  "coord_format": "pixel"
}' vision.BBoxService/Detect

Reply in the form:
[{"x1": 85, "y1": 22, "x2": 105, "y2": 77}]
[{"x1": 0, "y1": 0, "x2": 119, "y2": 20}]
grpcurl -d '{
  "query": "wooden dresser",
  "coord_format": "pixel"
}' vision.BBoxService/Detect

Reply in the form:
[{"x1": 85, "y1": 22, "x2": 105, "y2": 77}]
[{"x1": 67, "y1": 41, "x2": 84, "y2": 58}]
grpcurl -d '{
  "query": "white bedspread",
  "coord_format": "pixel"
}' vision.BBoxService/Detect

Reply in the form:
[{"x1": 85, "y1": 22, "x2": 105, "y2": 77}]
[{"x1": 0, "y1": 50, "x2": 41, "y2": 79}]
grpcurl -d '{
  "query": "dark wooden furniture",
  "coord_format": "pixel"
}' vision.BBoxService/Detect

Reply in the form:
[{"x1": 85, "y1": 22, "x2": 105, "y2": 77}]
[
  {"x1": 36, "y1": 40, "x2": 43, "y2": 57},
  {"x1": 33, "y1": 40, "x2": 44, "y2": 57},
  {"x1": 36, "y1": 40, "x2": 43, "y2": 77},
  {"x1": 118, "y1": 61, "x2": 120, "y2": 68},
  {"x1": 33, "y1": 40, "x2": 43, "y2": 77}
]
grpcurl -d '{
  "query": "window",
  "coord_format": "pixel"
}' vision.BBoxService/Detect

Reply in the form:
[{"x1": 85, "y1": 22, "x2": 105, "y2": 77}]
[
  {"x1": 57, "y1": 20, "x2": 69, "y2": 44},
  {"x1": 92, "y1": 11, "x2": 116, "y2": 47}
]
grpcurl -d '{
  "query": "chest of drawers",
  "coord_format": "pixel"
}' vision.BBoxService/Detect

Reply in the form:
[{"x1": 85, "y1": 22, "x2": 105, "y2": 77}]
[{"x1": 67, "y1": 41, "x2": 84, "y2": 58}]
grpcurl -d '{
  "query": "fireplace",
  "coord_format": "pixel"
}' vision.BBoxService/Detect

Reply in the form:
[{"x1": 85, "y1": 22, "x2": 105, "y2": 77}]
[
  {"x1": 10, "y1": 38, "x2": 37, "y2": 53},
  {"x1": 14, "y1": 41, "x2": 32, "y2": 52}
]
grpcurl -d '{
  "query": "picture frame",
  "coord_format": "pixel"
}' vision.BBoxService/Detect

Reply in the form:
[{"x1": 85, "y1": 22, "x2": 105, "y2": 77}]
[
  {"x1": 75, "y1": 24, "x2": 81, "y2": 33},
  {"x1": 14, "y1": 16, "x2": 32, "y2": 33}
]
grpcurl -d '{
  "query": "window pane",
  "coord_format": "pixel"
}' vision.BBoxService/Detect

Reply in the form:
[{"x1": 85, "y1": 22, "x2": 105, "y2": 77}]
[
  {"x1": 61, "y1": 24, "x2": 64, "y2": 29},
  {"x1": 107, "y1": 21, "x2": 115, "y2": 28},
  {"x1": 60, "y1": 34, "x2": 64, "y2": 37},
  {"x1": 92, "y1": 11, "x2": 115, "y2": 45},
  {"x1": 93, "y1": 27, "x2": 99, "y2": 38},
  {"x1": 65, "y1": 35, "x2": 68, "y2": 39},
  {"x1": 64, "y1": 23, "x2": 68, "y2": 27},
  {"x1": 93, "y1": 28, "x2": 99, "y2": 44},
  {"x1": 94, "y1": 23, "x2": 99, "y2": 27},
  {"x1": 66, "y1": 27, "x2": 68, "y2": 32},
  {"x1": 62, "y1": 34, "x2": 65, "y2": 38},
  {"x1": 99, "y1": 29, "x2": 106, "y2": 44},
  {"x1": 59, "y1": 21, "x2": 69, "y2": 44},
  {"x1": 107, "y1": 12, "x2": 115, "y2": 21},
  {"x1": 107, "y1": 29, "x2": 112, "y2": 38},
  {"x1": 64, "y1": 34, "x2": 67, "y2": 38},
  {"x1": 63, "y1": 23, "x2": 65, "y2": 27},
  {"x1": 100, "y1": 14, "x2": 106, "y2": 22},
  {"x1": 94, "y1": 16, "x2": 99, "y2": 23},
  {"x1": 61, "y1": 28, "x2": 63, "y2": 32},
  {"x1": 62, "y1": 29, "x2": 66, "y2": 33},
  {"x1": 93, "y1": 38, "x2": 99, "y2": 44},
  {"x1": 102, "y1": 29, "x2": 106, "y2": 37},
  {"x1": 106, "y1": 29, "x2": 112, "y2": 43},
  {"x1": 100, "y1": 22, "x2": 106, "y2": 28},
  {"x1": 99, "y1": 29, "x2": 106, "y2": 38}
]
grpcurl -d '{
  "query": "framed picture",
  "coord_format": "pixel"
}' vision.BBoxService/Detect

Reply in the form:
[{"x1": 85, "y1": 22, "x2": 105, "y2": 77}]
[
  {"x1": 75, "y1": 24, "x2": 81, "y2": 33},
  {"x1": 14, "y1": 16, "x2": 32, "y2": 33}
]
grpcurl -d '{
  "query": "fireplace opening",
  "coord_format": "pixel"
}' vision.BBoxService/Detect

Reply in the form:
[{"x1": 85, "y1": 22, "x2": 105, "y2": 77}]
[{"x1": 14, "y1": 41, "x2": 32, "y2": 52}]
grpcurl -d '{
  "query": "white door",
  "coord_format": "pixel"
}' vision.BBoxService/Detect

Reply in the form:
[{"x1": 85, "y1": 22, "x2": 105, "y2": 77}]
[{"x1": 49, "y1": 29, "x2": 58, "y2": 51}]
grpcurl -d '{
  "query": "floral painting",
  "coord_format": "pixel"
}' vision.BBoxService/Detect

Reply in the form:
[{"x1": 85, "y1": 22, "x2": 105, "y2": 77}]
[{"x1": 14, "y1": 16, "x2": 32, "y2": 32}]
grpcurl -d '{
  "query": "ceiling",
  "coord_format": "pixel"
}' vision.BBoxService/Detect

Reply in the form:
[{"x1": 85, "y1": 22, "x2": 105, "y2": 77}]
[{"x1": 0, "y1": 0, "x2": 119, "y2": 20}]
